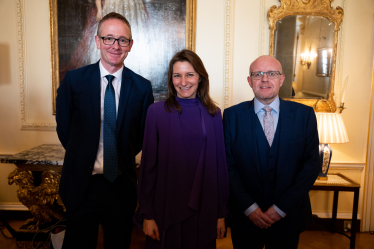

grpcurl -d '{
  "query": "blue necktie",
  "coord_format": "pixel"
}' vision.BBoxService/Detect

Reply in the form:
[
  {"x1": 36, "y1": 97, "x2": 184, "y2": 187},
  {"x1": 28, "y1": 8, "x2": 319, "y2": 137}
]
[{"x1": 103, "y1": 75, "x2": 119, "y2": 182}]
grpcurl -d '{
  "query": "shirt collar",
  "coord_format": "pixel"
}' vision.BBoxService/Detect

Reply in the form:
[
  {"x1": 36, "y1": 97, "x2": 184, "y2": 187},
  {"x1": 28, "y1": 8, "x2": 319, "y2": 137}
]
[
  {"x1": 99, "y1": 61, "x2": 123, "y2": 81},
  {"x1": 254, "y1": 96, "x2": 280, "y2": 114}
]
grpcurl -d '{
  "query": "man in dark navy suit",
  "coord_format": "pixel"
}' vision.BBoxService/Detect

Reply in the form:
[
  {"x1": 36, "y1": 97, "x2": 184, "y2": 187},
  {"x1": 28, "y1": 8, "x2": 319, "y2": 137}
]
[
  {"x1": 56, "y1": 12, "x2": 153, "y2": 248},
  {"x1": 223, "y1": 56, "x2": 319, "y2": 249}
]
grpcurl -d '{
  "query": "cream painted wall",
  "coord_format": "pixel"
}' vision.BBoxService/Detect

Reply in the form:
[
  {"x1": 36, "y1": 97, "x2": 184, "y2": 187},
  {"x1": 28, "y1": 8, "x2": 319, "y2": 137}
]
[
  {"x1": 195, "y1": 0, "x2": 225, "y2": 108},
  {"x1": 0, "y1": 0, "x2": 59, "y2": 154},
  {"x1": 0, "y1": 0, "x2": 19, "y2": 206},
  {"x1": 1, "y1": 0, "x2": 374, "y2": 230},
  {"x1": 0, "y1": 0, "x2": 61, "y2": 207}
]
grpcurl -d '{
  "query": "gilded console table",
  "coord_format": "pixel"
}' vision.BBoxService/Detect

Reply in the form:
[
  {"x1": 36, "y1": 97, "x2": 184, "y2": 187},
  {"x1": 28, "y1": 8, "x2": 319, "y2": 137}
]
[{"x1": 1, "y1": 144, "x2": 65, "y2": 231}]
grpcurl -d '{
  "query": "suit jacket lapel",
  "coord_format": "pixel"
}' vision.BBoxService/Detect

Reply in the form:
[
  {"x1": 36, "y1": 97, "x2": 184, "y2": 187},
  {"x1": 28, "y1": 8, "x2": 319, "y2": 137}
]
[
  {"x1": 89, "y1": 62, "x2": 101, "y2": 133},
  {"x1": 276, "y1": 99, "x2": 294, "y2": 176},
  {"x1": 116, "y1": 67, "x2": 133, "y2": 133},
  {"x1": 241, "y1": 100, "x2": 262, "y2": 178}
]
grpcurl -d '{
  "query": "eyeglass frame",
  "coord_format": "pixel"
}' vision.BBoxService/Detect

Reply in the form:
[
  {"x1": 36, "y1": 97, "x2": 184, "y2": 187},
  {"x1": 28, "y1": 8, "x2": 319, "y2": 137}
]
[
  {"x1": 250, "y1": 71, "x2": 283, "y2": 80},
  {"x1": 99, "y1": 36, "x2": 132, "y2": 47}
]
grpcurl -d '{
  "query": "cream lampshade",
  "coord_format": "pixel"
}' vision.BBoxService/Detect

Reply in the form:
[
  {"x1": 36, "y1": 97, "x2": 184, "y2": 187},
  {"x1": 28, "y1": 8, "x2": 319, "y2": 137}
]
[{"x1": 315, "y1": 112, "x2": 349, "y2": 180}]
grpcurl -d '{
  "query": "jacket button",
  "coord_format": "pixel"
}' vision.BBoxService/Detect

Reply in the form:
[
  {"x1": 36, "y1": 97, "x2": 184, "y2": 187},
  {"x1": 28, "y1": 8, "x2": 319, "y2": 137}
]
[
  {"x1": 270, "y1": 169, "x2": 274, "y2": 172},
  {"x1": 269, "y1": 155, "x2": 274, "y2": 158}
]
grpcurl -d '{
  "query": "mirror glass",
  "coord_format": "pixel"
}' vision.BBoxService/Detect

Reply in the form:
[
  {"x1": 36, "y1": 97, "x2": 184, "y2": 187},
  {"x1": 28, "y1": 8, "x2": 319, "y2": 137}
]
[{"x1": 273, "y1": 15, "x2": 335, "y2": 99}]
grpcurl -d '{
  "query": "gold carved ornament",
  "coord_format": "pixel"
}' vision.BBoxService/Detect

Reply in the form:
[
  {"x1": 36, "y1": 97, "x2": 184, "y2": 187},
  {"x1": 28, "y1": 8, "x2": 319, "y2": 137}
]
[
  {"x1": 8, "y1": 169, "x2": 65, "y2": 230},
  {"x1": 268, "y1": 0, "x2": 344, "y2": 112}
]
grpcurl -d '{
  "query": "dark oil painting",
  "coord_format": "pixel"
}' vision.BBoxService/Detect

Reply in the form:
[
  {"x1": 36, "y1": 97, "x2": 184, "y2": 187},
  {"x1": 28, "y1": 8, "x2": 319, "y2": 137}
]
[{"x1": 57, "y1": 0, "x2": 187, "y2": 101}]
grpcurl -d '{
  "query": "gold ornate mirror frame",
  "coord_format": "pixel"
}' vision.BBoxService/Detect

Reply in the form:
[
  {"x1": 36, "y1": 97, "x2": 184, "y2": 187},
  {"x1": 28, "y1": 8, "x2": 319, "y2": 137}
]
[{"x1": 268, "y1": 0, "x2": 344, "y2": 112}]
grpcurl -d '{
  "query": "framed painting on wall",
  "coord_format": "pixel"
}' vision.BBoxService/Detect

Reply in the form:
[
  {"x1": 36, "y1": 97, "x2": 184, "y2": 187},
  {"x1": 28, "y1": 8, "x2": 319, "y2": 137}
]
[{"x1": 50, "y1": 0, "x2": 196, "y2": 114}]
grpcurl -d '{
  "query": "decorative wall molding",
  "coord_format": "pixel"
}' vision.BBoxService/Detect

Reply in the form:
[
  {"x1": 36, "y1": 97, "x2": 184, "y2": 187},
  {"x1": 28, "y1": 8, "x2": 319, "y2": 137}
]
[
  {"x1": 313, "y1": 211, "x2": 361, "y2": 220},
  {"x1": 223, "y1": 0, "x2": 235, "y2": 108},
  {"x1": 0, "y1": 154, "x2": 13, "y2": 159},
  {"x1": 0, "y1": 202, "x2": 28, "y2": 211},
  {"x1": 259, "y1": 0, "x2": 266, "y2": 56},
  {"x1": 330, "y1": 162, "x2": 365, "y2": 171},
  {"x1": 17, "y1": 0, "x2": 56, "y2": 131}
]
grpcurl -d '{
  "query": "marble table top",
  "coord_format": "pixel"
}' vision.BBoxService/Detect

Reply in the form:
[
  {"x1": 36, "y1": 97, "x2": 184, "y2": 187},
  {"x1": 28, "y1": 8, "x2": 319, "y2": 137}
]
[{"x1": 1, "y1": 144, "x2": 65, "y2": 165}]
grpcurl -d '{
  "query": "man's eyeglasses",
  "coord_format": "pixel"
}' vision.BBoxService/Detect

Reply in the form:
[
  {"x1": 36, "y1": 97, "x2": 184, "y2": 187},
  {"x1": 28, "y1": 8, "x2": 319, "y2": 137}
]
[
  {"x1": 250, "y1": 71, "x2": 282, "y2": 80},
  {"x1": 99, "y1": 36, "x2": 131, "y2": 47}
]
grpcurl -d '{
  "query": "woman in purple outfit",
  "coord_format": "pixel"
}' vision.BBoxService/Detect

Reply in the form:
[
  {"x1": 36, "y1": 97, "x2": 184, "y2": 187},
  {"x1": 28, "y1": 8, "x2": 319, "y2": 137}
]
[{"x1": 134, "y1": 49, "x2": 229, "y2": 248}]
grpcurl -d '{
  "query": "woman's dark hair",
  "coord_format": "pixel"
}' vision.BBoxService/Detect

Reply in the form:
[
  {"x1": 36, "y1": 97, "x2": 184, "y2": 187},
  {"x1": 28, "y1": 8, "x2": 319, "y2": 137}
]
[{"x1": 164, "y1": 49, "x2": 218, "y2": 116}]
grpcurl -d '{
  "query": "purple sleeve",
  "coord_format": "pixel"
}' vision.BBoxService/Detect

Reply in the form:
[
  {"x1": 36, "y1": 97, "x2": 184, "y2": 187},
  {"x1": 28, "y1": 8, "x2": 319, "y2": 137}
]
[
  {"x1": 215, "y1": 110, "x2": 229, "y2": 218},
  {"x1": 134, "y1": 104, "x2": 159, "y2": 227}
]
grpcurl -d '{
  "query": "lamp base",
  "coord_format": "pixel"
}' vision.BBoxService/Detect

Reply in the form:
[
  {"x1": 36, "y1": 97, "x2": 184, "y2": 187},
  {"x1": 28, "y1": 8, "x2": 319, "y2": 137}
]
[
  {"x1": 317, "y1": 176, "x2": 328, "y2": 181},
  {"x1": 318, "y1": 144, "x2": 332, "y2": 181}
]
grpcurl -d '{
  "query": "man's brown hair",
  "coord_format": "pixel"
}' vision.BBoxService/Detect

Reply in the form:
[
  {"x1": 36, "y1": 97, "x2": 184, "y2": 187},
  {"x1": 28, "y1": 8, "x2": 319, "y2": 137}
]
[{"x1": 97, "y1": 12, "x2": 132, "y2": 40}]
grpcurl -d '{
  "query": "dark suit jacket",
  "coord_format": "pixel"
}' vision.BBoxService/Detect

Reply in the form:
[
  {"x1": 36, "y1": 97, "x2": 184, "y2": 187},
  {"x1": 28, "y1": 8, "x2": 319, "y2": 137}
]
[
  {"x1": 56, "y1": 61, "x2": 154, "y2": 211},
  {"x1": 223, "y1": 98, "x2": 320, "y2": 235}
]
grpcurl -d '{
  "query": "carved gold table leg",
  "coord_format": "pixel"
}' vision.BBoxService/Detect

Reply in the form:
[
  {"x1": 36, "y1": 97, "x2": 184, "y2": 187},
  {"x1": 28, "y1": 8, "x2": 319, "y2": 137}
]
[{"x1": 8, "y1": 168, "x2": 65, "y2": 230}]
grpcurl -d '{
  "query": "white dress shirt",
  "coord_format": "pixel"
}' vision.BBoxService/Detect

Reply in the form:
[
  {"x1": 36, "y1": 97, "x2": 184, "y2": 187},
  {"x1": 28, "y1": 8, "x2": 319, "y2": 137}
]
[
  {"x1": 92, "y1": 62, "x2": 123, "y2": 175},
  {"x1": 243, "y1": 97, "x2": 287, "y2": 218}
]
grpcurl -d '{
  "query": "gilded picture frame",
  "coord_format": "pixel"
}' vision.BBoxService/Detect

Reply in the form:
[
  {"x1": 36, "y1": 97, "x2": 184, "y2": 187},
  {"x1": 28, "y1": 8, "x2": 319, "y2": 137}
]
[{"x1": 49, "y1": 0, "x2": 196, "y2": 114}]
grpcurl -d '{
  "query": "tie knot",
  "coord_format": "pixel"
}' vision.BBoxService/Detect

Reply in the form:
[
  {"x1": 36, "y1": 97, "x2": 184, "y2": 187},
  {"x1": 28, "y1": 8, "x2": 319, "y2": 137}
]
[
  {"x1": 263, "y1": 106, "x2": 272, "y2": 113},
  {"x1": 105, "y1": 75, "x2": 115, "y2": 84}
]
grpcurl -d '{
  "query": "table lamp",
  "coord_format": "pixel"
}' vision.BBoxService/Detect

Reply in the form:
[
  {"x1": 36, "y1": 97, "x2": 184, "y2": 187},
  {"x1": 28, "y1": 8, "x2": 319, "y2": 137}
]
[{"x1": 316, "y1": 112, "x2": 349, "y2": 180}]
